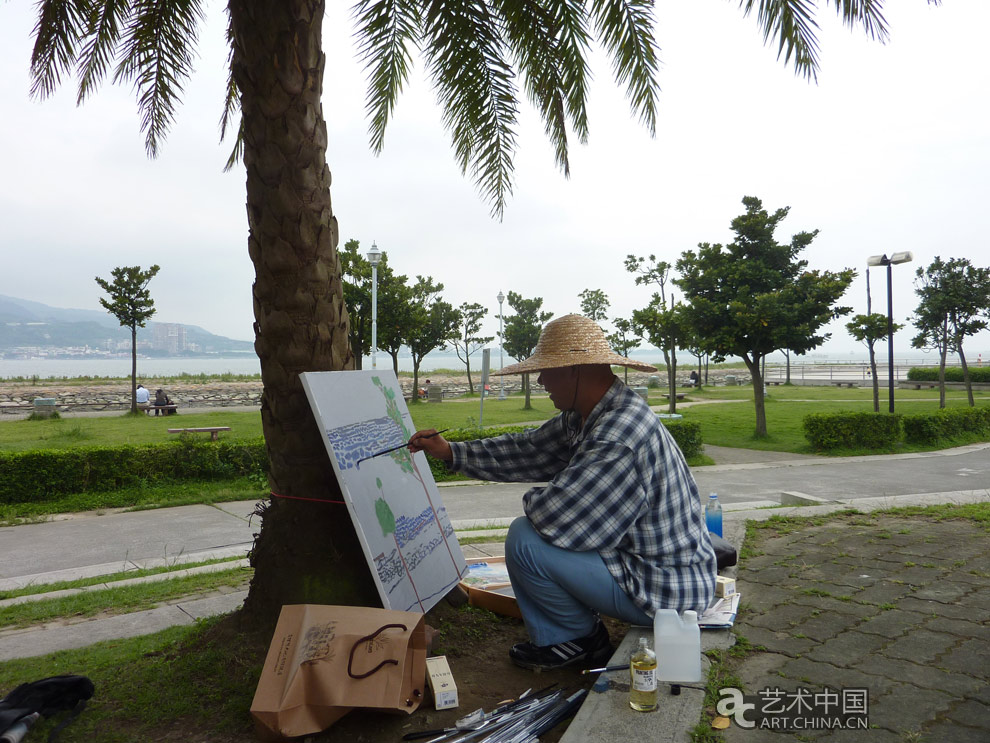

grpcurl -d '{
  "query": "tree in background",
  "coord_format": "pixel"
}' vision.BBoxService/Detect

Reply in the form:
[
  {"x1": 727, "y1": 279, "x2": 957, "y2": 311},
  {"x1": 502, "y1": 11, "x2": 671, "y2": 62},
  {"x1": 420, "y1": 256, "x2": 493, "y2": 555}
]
[
  {"x1": 95, "y1": 265, "x2": 160, "y2": 413},
  {"x1": 375, "y1": 273, "x2": 415, "y2": 376},
  {"x1": 578, "y1": 289, "x2": 610, "y2": 323},
  {"x1": 912, "y1": 257, "x2": 990, "y2": 408},
  {"x1": 452, "y1": 303, "x2": 493, "y2": 395},
  {"x1": 23, "y1": 0, "x2": 901, "y2": 626},
  {"x1": 607, "y1": 317, "x2": 640, "y2": 385},
  {"x1": 406, "y1": 277, "x2": 460, "y2": 399},
  {"x1": 341, "y1": 240, "x2": 403, "y2": 370},
  {"x1": 676, "y1": 197, "x2": 855, "y2": 437},
  {"x1": 625, "y1": 255, "x2": 689, "y2": 413},
  {"x1": 846, "y1": 313, "x2": 902, "y2": 412},
  {"x1": 503, "y1": 292, "x2": 553, "y2": 410}
]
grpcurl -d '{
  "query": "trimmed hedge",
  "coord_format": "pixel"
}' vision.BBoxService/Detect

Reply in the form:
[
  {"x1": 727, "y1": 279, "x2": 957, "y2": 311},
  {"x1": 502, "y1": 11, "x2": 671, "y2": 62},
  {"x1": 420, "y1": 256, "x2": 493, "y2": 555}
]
[
  {"x1": 662, "y1": 419, "x2": 704, "y2": 459},
  {"x1": 803, "y1": 412, "x2": 902, "y2": 451},
  {"x1": 907, "y1": 366, "x2": 990, "y2": 383},
  {"x1": 427, "y1": 419, "x2": 704, "y2": 481},
  {"x1": 0, "y1": 438, "x2": 267, "y2": 504},
  {"x1": 902, "y1": 407, "x2": 990, "y2": 445},
  {"x1": 3, "y1": 418, "x2": 706, "y2": 502}
]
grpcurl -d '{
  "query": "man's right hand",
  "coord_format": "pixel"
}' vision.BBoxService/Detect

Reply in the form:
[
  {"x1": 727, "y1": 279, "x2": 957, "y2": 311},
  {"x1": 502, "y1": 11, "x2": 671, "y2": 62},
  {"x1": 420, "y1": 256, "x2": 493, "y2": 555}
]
[{"x1": 407, "y1": 429, "x2": 453, "y2": 462}]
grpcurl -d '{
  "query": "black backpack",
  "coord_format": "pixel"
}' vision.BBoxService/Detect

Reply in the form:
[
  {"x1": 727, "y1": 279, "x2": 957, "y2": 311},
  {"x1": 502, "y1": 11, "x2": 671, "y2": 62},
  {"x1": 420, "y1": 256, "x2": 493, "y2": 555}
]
[{"x1": 0, "y1": 675, "x2": 94, "y2": 742}]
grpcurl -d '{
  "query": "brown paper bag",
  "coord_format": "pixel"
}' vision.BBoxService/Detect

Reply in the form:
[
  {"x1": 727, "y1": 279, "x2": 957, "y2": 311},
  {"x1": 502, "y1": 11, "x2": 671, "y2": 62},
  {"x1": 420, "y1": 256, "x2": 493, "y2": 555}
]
[{"x1": 250, "y1": 604, "x2": 428, "y2": 739}]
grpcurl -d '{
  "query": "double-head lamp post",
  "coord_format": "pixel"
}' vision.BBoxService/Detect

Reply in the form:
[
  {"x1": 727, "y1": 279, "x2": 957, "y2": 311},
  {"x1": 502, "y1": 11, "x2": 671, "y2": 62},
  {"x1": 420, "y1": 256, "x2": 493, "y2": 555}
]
[
  {"x1": 866, "y1": 251, "x2": 913, "y2": 414},
  {"x1": 367, "y1": 242, "x2": 382, "y2": 370},
  {"x1": 497, "y1": 290, "x2": 506, "y2": 400}
]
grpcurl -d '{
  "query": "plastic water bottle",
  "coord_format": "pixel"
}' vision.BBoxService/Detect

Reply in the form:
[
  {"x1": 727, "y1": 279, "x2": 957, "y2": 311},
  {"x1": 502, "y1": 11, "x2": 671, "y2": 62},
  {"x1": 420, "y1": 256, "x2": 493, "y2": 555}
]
[
  {"x1": 706, "y1": 492, "x2": 723, "y2": 537},
  {"x1": 654, "y1": 609, "x2": 702, "y2": 683}
]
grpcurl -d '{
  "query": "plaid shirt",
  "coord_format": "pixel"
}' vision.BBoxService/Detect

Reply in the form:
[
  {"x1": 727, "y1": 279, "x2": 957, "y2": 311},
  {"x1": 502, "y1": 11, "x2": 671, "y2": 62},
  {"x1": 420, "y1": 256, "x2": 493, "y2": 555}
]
[{"x1": 449, "y1": 378, "x2": 717, "y2": 615}]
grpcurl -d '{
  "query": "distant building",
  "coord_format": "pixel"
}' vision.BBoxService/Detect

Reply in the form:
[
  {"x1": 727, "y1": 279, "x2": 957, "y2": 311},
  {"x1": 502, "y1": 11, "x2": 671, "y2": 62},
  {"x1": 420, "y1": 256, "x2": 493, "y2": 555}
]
[{"x1": 152, "y1": 323, "x2": 186, "y2": 353}]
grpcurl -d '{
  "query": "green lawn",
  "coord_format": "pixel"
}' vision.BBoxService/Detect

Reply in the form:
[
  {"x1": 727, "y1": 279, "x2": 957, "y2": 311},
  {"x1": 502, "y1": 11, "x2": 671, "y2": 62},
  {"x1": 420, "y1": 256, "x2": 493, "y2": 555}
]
[
  {"x1": 680, "y1": 395, "x2": 990, "y2": 454},
  {"x1": 0, "y1": 410, "x2": 265, "y2": 451},
  {"x1": 0, "y1": 397, "x2": 564, "y2": 451},
  {"x1": 2, "y1": 384, "x2": 987, "y2": 455}
]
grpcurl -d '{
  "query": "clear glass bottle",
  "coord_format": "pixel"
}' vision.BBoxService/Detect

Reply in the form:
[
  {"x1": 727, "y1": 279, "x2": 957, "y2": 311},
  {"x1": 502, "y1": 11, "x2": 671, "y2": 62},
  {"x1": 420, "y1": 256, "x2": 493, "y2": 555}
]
[{"x1": 629, "y1": 636, "x2": 658, "y2": 712}]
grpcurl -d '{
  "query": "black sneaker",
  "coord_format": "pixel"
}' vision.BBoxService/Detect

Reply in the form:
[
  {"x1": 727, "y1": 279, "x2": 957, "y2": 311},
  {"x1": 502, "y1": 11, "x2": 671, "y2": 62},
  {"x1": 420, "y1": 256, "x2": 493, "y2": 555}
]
[{"x1": 509, "y1": 621, "x2": 612, "y2": 671}]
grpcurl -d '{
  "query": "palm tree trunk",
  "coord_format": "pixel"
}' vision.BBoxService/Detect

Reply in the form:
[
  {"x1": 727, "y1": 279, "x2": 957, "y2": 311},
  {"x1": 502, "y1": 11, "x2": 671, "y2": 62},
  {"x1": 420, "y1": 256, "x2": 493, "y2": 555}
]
[{"x1": 230, "y1": 0, "x2": 378, "y2": 630}]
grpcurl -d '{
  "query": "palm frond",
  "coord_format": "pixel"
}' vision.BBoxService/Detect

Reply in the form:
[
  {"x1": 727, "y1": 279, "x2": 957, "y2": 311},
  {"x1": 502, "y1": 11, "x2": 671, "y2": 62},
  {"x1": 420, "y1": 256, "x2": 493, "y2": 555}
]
[
  {"x1": 589, "y1": 0, "x2": 659, "y2": 135},
  {"x1": 739, "y1": 0, "x2": 890, "y2": 82},
  {"x1": 30, "y1": 0, "x2": 87, "y2": 99},
  {"x1": 113, "y1": 0, "x2": 205, "y2": 157},
  {"x1": 421, "y1": 0, "x2": 519, "y2": 218},
  {"x1": 829, "y1": 0, "x2": 888, "y2": 41},
  {"x1": 739, "y1": 0, "x2": 821, "y2": 81},
  {"x1": 220, "y1": 6, "x2": 242, "y2": 171},
  {"x1": 353, "y1": 0, "x2": 420, "y2": 154},
  {"x1": 76, "y1": 0, "x2": 132, "y2": 104},
  {"x1": 494, "y1": 0, "x2": 592, "y2": 177}
]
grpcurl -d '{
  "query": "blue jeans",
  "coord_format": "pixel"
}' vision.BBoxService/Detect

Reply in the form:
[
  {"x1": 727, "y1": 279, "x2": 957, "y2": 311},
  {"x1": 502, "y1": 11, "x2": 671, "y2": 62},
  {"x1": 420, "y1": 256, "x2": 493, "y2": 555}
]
[{"x1": 504, "y1": 517, "x2": 653, "y2": 646}]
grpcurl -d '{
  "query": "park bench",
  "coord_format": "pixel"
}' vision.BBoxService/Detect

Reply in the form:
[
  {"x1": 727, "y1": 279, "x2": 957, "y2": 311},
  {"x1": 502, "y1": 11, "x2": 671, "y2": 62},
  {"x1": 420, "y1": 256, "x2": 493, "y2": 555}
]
[
  {"x1": 168, "y1": 426, "x2": 231, "y2": 441},
  {"x1": 830, "y1": 381, "x2": 858, "y2": 388},
  {"x1": 900, "y1": 382, "x2": 938, "y2": 390},
  {"x1": 661, "y1": 393, "x2": 686, "y2": 400},
  {"x1": 144, "y1": 404, "x2": 179, "y2": 415}
]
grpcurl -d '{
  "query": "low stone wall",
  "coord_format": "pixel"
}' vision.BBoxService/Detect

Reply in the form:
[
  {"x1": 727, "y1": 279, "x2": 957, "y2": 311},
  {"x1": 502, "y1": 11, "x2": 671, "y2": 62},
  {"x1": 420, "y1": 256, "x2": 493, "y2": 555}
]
[
  {"x1": 0, "y1": 381, "x2": 264, "y2": 415},
  {"x1": 0, "y1": 369, "x2": 752, "y2": 415}
]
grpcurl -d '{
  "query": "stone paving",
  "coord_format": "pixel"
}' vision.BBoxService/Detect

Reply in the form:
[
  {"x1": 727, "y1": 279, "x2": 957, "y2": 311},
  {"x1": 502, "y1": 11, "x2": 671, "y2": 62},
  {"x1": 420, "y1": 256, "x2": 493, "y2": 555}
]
[{"x1": 722, "y1": 512, "x2": 990, "y2": 742}]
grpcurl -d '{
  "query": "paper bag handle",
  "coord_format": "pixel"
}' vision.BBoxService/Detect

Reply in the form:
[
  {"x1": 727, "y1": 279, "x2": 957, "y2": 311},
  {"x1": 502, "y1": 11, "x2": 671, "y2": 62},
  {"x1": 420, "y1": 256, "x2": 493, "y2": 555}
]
[{"x1": 347, "y1": 623, "x2": 408, "y2": 679}]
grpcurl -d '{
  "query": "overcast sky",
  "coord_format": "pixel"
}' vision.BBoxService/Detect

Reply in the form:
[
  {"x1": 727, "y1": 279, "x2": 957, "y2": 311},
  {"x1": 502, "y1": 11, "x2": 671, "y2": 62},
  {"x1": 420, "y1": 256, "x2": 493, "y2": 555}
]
[{"x1": 1, "y1": 1, "x2": 988, "y2": 361}]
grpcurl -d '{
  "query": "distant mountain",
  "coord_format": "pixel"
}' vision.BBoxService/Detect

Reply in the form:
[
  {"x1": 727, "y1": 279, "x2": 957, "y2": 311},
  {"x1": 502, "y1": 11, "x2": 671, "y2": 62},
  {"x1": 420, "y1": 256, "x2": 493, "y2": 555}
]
[{"x1": 0, "y1": 294, "x2": 253, "y2": 355}]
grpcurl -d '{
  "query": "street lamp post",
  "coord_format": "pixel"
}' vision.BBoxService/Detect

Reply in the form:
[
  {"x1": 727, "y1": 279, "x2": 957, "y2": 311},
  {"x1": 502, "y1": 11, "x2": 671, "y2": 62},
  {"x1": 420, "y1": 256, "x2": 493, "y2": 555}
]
[
  {"x1": 367, "y1": 242, "x2": 382, "y2": 370},
  {"x1": 866, "y1": 251, "x2": 913, "y2": 413},
  {"x1": 497, "y1": 290, "x2": 506, "y2": 400}
]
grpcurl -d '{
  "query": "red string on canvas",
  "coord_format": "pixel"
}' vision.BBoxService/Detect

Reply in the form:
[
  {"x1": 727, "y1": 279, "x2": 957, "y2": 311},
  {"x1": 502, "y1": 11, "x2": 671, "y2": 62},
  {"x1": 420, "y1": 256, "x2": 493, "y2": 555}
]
[{"x1": 270, "y1": 492, "x2": 346, "y2": 505}]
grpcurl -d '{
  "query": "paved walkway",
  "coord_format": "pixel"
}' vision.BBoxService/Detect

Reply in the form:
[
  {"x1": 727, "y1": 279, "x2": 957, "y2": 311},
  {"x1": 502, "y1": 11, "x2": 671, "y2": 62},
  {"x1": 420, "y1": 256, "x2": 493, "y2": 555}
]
[{"x1": 721, "y1": 512, "x2": 990, "y2": 742}]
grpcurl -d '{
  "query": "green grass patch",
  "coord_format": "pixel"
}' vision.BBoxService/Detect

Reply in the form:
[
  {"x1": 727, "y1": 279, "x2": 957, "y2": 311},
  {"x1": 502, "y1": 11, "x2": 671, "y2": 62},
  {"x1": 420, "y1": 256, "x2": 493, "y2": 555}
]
[
  {"x1": 680, "y1": 397, "x2": 990, "y2": 455},
  {"x1": 0, "y1": 556, "x2": 246, "y2": 601},
  {"x1": 0, "y1": 616, "x2": 264, "y2": 741},
  {"x1": 0, "y1": 477, "x2": 266, "y2": 526},
  {"x1": 0, "y1": 410, "x2": 265, "y2": 451},
  {"x1": 0, "y1": 567, "x2": 251, "y2": 630}
]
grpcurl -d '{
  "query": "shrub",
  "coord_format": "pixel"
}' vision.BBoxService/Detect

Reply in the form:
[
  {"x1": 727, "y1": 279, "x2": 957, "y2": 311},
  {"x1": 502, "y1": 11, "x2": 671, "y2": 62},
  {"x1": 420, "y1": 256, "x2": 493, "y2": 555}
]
[
  {"x1": 0, "y1": 438, "x2": 268, "y2": 504},
  {"x1": 906, "y1": 366, "x2": 990, "y2": 383},
  {"x1": 803, "y1": 412, "x2": 902, "y2": 451},
  {"x1": 662, "y1": 419, "x2": 703, "y2": 459},
  {"x1": 902, "y1": 407, "x2": 990, "y2": 444}
]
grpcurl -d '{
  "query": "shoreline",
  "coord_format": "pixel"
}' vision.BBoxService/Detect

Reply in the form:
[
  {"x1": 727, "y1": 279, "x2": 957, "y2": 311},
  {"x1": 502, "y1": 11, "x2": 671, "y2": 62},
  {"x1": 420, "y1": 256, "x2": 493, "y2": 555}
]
[{"x1": 0, "y1": 368, "x2": 739, "y2": 416}]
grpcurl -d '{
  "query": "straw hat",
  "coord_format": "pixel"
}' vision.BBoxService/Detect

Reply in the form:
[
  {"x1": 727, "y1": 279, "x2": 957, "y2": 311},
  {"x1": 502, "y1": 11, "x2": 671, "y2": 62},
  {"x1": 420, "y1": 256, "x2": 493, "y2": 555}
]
[{"x1": 493, "y1": 314, "x2": 656, "y2": 376}]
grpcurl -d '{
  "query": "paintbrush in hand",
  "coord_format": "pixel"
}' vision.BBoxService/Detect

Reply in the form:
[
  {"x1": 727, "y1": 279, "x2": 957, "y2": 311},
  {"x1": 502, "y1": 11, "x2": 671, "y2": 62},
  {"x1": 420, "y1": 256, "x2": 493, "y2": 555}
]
[{"x1": 356, "y1": 429, "x2": 449, "y2": 467}]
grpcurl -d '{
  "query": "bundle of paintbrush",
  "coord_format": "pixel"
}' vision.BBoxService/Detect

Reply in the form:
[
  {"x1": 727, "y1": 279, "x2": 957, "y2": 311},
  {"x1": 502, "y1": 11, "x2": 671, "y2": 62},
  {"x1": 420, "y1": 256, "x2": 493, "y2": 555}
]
[{"x1": 401, "y1": 683, "x2": 584, "y2": 743}]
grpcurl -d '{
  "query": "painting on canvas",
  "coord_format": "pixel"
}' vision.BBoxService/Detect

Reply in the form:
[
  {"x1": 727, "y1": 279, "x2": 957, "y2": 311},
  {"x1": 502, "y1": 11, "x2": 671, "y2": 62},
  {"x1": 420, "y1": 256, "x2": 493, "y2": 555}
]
[{"x1": 300, "y1": 370, "x2": 467, "y2": 613}]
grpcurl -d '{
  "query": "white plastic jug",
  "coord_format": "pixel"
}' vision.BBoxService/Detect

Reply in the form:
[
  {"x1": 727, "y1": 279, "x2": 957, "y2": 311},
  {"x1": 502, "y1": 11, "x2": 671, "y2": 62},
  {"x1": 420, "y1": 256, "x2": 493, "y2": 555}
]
[{"x1": 654, "y1": 609, "x2": 701, "y2": 683}]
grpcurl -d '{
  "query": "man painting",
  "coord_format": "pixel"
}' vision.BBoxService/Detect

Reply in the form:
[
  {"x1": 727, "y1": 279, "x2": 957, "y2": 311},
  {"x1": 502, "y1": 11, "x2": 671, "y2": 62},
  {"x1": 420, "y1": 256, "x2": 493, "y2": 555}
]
[{"x1": 410, "y1": 315, "x2": 716, "y2": 671}]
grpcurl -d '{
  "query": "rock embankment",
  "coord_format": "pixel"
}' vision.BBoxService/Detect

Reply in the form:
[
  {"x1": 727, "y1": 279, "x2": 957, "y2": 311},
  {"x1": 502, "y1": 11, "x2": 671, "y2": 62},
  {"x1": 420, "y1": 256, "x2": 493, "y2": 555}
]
[
  {"x1": 0, "y1": 380, "x2": 264, "y2": 415},
  {"x1": 0, "y1": 369, "x2": 750, "y2": 415}
]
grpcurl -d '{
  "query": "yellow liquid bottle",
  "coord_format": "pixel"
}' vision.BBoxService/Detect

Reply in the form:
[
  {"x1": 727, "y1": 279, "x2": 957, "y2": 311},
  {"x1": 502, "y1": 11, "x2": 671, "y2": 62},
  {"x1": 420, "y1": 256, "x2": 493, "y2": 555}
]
[{"x1": 629, "y1": 636, "x2": 658, "y2": 712}]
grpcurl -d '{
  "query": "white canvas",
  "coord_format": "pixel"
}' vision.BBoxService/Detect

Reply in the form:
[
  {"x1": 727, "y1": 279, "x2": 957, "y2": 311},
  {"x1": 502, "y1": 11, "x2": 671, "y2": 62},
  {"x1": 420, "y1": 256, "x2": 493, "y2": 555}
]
[{"x1": 300, "y1": 370, "x2": 468, "y2": 613}]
